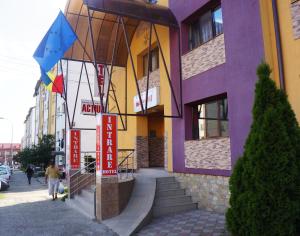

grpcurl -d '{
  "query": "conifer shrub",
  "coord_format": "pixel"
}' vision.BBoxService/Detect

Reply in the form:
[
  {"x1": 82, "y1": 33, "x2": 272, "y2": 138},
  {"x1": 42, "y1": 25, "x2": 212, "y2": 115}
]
[{"x1": 226, "y1": 62, "x2": 300, "y2": 236}]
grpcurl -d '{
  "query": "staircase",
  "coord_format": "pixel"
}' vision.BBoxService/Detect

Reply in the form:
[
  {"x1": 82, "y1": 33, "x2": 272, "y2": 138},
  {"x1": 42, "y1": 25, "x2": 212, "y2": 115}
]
[
  {"x1": 153, "y1": 176, "x2": 197, "y2": 217},
  {"x1": 66, "y1": 186, "x2": 95, "y2": 219}
]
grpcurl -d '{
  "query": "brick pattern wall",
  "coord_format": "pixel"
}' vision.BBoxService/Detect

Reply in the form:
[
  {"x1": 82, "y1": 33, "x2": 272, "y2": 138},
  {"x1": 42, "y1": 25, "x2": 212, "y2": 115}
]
[
  {"x1": 149, "y1": 137, "x2": 164, "y2": 167},
  {"x1": 138, "y1": 69, "x2": 160, "y2": 92},
  {"x1": 135, "y1": 136, "x2": 149, "y2": 168},
  {"x1": 173, "y1": 173, "x2": 229, "y2": 213},
  {"x1": 291, "y1": 1, "x2": 300, "y2": 39},
  {"x1": 184, "y1": 138, "x2": 231, "y2": 170},
  {"x1": 182, "y1": 34, "x2": 226, "y2": 80}
]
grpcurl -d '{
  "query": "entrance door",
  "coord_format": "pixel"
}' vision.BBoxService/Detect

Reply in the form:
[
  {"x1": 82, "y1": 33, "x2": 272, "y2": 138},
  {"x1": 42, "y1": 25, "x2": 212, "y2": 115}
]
[{"x1": 148, "y1": 113, "x2": 164, "y2": 167}]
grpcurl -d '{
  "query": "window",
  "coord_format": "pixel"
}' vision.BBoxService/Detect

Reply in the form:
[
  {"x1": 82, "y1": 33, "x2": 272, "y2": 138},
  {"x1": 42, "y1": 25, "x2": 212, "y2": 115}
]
[
  {"x1": 143, "y1": 47, "x2": 159, "y2": 76},
  {"x1": 189, "y1": 5, "x2": 223, "y2": 50},
  {"x1": 192, "y1": 97, "x2": 228, "y2": 139}
]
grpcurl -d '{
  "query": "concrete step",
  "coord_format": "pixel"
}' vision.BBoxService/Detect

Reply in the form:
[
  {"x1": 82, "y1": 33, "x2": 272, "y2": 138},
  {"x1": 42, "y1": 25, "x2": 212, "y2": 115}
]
[
  {"x1": 155, "y1": 195, "x2": 193, "y2": 207},
  {"x1": 156, "y1": 177, "x2": 176, "y2": 184},
  {"x1": 153, "y1": 202, "x2": 197, "y2": 218},
  {"x1": 74, "y1": 194, "x2": 94, "y2": 212},
  {"x1": 157, "y1": 182, "x2": 179, "y2": 190},
  {"x1": 156, "y1": 188, "x2": 185, "y2": 198},
  {"x1": 66, "y1": 196, "x2": 94, "y2": 219},
  {"x1": 81, "y1": 188, "x2": 94, "y2": 200}
]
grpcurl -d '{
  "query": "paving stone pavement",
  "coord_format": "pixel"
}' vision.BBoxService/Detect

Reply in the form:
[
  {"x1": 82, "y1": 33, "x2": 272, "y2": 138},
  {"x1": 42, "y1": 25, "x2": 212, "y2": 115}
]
[
  {"x1": 0, "y1": 170, "x2": 116, "y2": 236},
  {"x1": 136, "y1": 209, "x2": 229, "y2": 236}
]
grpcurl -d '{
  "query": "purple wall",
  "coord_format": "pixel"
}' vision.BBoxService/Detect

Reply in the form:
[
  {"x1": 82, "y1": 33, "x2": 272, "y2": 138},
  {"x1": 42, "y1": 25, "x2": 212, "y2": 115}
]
[{"x1": 170, "y1": 0, "x2": 265, "y2": 176}]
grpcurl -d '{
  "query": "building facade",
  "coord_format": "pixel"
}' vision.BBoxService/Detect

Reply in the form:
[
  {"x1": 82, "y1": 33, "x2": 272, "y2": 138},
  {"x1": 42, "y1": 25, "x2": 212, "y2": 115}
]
[
  {"x1": 33, "y1": 80, "x2": 56, "y2": 141},
  {"x1": 23, "y1": 106, "x2": 36, "y2": 148},
  {"x1": 168, "y1": 0, "x2": 265, "y2": 212},
  {"x1": 22, "y1": 0, "x2": 299, "y2": 217}
]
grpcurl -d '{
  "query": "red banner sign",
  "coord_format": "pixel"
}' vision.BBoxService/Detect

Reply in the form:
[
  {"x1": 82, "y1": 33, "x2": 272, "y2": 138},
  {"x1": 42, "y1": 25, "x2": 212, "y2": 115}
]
[
  {"x1": 70, "y1": 130, "x2": 80, "y2": 169},
  {"x1": 101, "y1": 114, "x2": 118, "y2": 176},
  {"x1": 97, "y1": 64, "x2": 104, "y2": 86}
]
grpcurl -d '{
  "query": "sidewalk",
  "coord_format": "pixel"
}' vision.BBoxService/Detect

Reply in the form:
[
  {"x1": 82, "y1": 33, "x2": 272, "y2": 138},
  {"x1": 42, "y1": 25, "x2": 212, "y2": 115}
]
[
  {"x1": 0, "y1": 171, "x2": 116, "y2": 236},
  {"x1": 136, "y1": 209, "x2": 228, "y2": 236}
]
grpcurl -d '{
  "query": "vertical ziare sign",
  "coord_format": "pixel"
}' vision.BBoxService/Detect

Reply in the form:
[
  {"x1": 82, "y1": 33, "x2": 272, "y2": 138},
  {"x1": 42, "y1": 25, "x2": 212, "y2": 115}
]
[
  {"x1": 70, "y1": 129, "x2": 80, "y2": 169},
  {"x1": 100, "y1": 114, "x2": 118, "y2": 176},
  {"x1": 96, "y1": 115, "x2": 101, "y2": 176}
]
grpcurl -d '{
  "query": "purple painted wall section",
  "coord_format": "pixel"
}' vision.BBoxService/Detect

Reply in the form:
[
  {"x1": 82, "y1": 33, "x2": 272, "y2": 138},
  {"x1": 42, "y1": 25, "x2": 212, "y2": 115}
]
[{"x1": 170, "y1": 0, "x2": 265, "y2": 176}]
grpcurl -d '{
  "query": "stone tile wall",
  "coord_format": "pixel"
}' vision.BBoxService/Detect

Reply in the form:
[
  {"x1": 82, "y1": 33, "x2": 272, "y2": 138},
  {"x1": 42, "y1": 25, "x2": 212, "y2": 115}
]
[
  {"x1": 173, "y1": 173, "x2": 230, "y2": 213},
  {"x1": 182, "y1": 34, "x2": 226, "y2": 80},
  {"x1": 149, "y1": 137, "x2": 164, "y2": 167},
  {"x1": 185, "y1": 138, "x2": 231, "y2": 170},
  {"x1": 135, "y1": 136, "x2": 149, "y2": 168},
  {"x1": 164, "y1": 133, "x2": 168, "y2": 170},
  {"x1": 138, "y1": 69, "x2": 160, "y2": 92},
  {"x1": 291, "y1": 1, "x2": 300, "y2": 39}
]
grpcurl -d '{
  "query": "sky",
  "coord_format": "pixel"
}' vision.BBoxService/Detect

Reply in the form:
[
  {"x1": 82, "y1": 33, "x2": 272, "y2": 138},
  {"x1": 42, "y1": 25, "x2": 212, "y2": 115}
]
[{"x1": 0, "y1": 0, "x2": 67, "y2": 143}]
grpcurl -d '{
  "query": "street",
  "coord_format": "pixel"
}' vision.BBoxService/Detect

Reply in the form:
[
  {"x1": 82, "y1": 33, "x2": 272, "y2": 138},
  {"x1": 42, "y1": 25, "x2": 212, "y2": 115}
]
[{"x1": 0, "y1": 171, "x2": 116, "y2": 236}]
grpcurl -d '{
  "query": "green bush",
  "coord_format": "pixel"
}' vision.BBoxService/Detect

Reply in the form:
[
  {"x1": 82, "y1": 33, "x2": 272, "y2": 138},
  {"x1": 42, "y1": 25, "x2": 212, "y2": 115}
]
[{"x1": 226, "y1": 62, "x2": 300, "y2": 235}]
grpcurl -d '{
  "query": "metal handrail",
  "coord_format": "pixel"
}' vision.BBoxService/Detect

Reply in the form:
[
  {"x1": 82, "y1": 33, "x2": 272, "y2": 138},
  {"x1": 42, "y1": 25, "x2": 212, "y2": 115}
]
[
  {"x1": 70, "y1": 160, "x2": 96, "y2": 179},
  {"x1": 118, "y1": 149, "x2": 135, "y2": 180},
  {"x1": 69, "y1": 149, "x2": 135, "y2": 196},
  {"x1": 118, "y1": 149, "x2": 134, "y2": 167},
  {"x1": 69, "y1": 161, "x2": 96, "y2": 197}
]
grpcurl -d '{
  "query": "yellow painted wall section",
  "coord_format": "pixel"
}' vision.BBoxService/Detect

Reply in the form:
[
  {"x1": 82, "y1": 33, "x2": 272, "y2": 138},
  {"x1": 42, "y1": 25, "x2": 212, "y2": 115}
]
[
  {"x1": 38, "y1": 86, "x2": 44, "y2": 140},
  {"x1": 111, "y1": 0, "x2": 173, "y2": 171},
  {"x1": 259, "y1": 0, "x2": 280, "y2": 87},
  {"x1": 48, "y1": 93, "x2": 56, "y2": 135},
  {"x1": 260, "y1": 0, "x2": 300, "y2": 122},
  {"x1": 277, "y1": 0, "x2": 300, "y2": 122}
]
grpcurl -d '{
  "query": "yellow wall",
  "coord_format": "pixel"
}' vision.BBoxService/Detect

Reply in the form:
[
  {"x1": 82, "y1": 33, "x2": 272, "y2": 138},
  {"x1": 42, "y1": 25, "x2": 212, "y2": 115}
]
[
  {"x1": 38, "y1": 86, "x2": 44, "y2": 140},
  {"x1": 260, "y1": 0, "x2": 300, "y2": 122},
  {"x1": 110, "y1": 0, "x2": 173, "y2": 171},
  {"x1": 48, "y1": 93, "x2": 56, "y2": 135}
]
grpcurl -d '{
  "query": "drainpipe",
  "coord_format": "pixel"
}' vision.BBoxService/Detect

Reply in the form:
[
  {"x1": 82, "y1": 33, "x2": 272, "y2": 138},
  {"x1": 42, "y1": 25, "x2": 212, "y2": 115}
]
[{"x1": 272, "y1": 0, "x2": 286, "y2": 91}]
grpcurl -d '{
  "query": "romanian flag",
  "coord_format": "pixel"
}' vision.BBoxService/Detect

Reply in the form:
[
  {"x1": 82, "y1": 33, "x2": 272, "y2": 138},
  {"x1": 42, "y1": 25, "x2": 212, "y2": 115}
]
[{"x1": 40, "y1": 67, "x2": 64, "y2": 94}]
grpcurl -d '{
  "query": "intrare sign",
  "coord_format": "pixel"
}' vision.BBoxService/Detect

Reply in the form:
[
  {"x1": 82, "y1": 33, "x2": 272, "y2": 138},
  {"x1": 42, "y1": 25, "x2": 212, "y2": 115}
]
[
  {"x1": 70, "y1": 129, "x2": 80, "y2": 169},
  {"x1": 96, "y1": 114, "x2": 118, "y2": 176}
]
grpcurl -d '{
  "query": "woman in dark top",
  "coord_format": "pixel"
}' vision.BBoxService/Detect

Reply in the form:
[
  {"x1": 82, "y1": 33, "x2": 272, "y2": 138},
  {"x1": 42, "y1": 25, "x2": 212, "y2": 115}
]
[{"x1": 25, "y1": 165, "x2": 34, "y2": 185}]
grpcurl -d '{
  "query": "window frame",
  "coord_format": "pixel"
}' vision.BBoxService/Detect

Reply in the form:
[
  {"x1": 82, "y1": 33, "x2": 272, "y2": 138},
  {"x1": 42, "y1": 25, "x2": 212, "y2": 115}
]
[
  {"x1": 188, "y1": 4, "x2": 223, "y2": 50},
  {"x1": 192, "y1": 97, "x2": 228, "y2": 140},
  {"x1": 142, "y1": 47, "x2": 159, "y2": 76}
]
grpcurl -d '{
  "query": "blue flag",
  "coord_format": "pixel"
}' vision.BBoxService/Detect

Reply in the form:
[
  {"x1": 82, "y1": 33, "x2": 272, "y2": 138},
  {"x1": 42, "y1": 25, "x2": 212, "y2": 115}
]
[{"x1": 33, "y1": 11, "x2": 77, "y2": 72}]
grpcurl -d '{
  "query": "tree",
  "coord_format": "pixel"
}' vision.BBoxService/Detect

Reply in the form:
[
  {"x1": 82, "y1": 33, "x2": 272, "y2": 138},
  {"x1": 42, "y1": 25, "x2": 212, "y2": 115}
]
[
  {"x1": 16, "y1": 135, "x2": 55, "y2": 169},
  {"x1": 36, "y1": 135, "x2": 55, "y2": 169},
  {"x1": 226, "y1": 62, "x2": 300, "y2": 235}
]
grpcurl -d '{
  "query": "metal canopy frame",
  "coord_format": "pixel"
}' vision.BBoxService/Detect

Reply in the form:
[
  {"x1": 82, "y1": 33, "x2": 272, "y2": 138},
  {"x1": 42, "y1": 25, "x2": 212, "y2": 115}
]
[{"x1": 62, "y1": 0, "x2": 183, "y2": 132}]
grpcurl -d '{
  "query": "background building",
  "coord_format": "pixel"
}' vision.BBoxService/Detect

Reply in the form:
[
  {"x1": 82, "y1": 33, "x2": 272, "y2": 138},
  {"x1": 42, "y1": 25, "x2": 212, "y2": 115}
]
[
  {"x1": 0, "y1": 143, "x2": 21, "y2": 165},
  {"x1": 23, "y1": 106, "x2": 36, "y2": 148}
]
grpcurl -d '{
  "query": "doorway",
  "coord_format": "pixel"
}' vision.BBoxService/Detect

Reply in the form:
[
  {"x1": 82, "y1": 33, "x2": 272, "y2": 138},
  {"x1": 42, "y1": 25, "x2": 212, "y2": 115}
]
[{"x1": 148, "y1": 112, "x2": 165, "y2": 167}]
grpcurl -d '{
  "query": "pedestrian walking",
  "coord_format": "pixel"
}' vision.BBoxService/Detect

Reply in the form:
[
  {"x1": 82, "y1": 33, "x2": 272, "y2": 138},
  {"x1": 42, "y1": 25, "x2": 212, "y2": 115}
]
[
  {"x1": 25, "y1": 165, "x2": 34, "y2": 185},
  {"x1": 45, "y1": 161, "x2": 60, "y2": 200}
]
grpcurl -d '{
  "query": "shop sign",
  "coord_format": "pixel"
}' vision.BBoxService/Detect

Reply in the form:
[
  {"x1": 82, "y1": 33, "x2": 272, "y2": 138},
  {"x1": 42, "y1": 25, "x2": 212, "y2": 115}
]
[
  {"x1": 94, "y1": 64, "x2": 108, "y2": 97},
  {"x1": 133, "y1": 87, "x2": 160, "y2": 112},
  {"x1": 96, "y1": 114, "x2": 118, "y2": 176},
  {"x1": 81, "y1": 99, "x2": 101, "y2": 115},
  {"x1": 70, "y1": 129, "x2": 80, "y2": 169}
]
